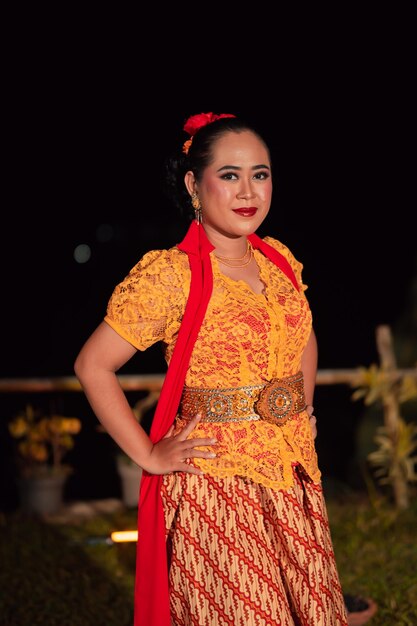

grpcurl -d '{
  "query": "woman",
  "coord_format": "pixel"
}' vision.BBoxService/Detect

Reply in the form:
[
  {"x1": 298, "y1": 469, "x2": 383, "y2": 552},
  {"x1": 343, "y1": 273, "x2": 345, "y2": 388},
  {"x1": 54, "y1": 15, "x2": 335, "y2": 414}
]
[{"x1": 74, "y1": 112, "x2": 348, "y2": 625}]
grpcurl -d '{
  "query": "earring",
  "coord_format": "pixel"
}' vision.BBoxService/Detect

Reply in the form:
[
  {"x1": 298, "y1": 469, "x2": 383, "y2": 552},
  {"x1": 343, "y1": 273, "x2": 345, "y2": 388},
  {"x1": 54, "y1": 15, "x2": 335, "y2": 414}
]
[{"x1": 191, "y1": 192, "x2": 202, "y2": 224}]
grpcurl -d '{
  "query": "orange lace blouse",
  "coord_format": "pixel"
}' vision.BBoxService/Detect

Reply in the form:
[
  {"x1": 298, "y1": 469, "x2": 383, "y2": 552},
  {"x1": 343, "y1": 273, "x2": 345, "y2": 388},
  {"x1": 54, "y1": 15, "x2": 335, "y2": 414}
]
[{"x1": 105, "y1": 236, "x2": 321, "y2": 490}]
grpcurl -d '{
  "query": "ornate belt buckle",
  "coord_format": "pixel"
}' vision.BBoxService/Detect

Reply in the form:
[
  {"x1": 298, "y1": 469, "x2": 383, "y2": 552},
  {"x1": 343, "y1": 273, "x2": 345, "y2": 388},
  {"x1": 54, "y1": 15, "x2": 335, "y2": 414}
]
[{"x1": 255, "y1": 378, "x2": 294, "y2": 425}]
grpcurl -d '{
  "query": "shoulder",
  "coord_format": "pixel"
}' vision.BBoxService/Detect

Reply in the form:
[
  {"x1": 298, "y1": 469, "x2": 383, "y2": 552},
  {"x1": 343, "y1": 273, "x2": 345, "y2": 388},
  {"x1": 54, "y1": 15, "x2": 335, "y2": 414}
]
[
  {"x1": 261, "y1": 236, "x2": 301, "y2": 265},
  {"x1": 261, "y1": 235, "x2": 307, "y2": 291},
  {"x1": 136, "y1": 245, "x2": 188, "y2": 270},
  {"x1": 107, "y1": 246, "x2": 190, "y2": 311},
  {"x1": 126, "y1": 246, "x2": 189, "y2": 282}
]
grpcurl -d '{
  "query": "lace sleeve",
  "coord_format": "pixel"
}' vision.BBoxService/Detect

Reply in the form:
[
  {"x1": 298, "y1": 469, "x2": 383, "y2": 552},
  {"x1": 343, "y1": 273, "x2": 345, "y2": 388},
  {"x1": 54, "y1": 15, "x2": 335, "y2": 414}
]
[
  {"x1": 263, "y1": 236, "x2": 308, "y2": 292},
  {"x1": 104, "y1": 247, "x2": 189, "y2": 351}
]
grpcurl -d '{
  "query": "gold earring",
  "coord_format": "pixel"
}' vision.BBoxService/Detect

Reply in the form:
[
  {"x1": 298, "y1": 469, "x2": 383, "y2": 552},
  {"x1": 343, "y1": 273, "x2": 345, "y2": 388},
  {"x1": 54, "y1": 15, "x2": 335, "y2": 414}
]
[
  {"x1": 191, "y1": 193, "x2": 202, "y2": 224},
  {"x1": 191, "y1": 192, "x2": 200, "y2": 210}
]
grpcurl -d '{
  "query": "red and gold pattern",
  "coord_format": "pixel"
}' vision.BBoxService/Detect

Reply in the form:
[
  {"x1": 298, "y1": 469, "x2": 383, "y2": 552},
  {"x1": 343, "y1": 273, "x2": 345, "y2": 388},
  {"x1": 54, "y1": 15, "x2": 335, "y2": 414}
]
[
  {"x1": 105, "y1": 236, "x2": 318, "y2": 490},
  {"x1": 162, "y1": 467, "x2": 348, "y2": 626},
  {"x1": 106, "y1": 233, "x2": 348, "y2": 625}
]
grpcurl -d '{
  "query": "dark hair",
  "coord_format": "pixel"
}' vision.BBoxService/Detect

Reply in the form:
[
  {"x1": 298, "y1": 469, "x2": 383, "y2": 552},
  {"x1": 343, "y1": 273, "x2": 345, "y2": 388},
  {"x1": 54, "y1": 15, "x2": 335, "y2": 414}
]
[{"x1": 163, "y1": 115, "x2": 271, "y2": 220}]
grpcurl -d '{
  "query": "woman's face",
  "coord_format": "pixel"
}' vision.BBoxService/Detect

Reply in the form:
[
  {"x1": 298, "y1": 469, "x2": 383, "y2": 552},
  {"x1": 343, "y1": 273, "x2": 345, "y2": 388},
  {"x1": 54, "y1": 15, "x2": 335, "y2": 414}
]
[{"x1": 186, "y1": 130, "x2": 272, "y2": 240}]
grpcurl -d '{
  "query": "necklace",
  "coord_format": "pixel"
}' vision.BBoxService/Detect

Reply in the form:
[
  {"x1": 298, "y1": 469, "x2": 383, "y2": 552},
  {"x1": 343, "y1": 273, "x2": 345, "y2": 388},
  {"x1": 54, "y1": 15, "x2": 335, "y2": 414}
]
[
  {"x1": 215, "y1": 241, "x2": 250, "y2": 262},
  {"x1": 215, "y1": 241, "x2": 253, "y2": 267}
]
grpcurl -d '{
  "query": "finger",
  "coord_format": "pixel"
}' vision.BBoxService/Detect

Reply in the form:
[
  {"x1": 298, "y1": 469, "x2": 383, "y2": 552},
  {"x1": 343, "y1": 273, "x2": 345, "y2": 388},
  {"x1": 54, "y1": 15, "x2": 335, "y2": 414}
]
[
  {"x1": 185, "y1": 437, "x2": 218, "y2": 448},
  {"x1": 176, "y1": 413, "x2": 202, "y2": 439},
  {"x1": 177, "y1": 415, "x2": 218, "y2": 445},
  {"x1": 179, "y1": 444, "x2": 216, "y2": 459},
  {"x1": 163, "y1": 424, "x2": 175, "y2": 439},
  {"x1": 309, "y1": 415, "x2": 317, "y2": 439},
  {"x1": 190, "y1": 449, "x2": 217, "y2": 459},
  {"x1": 177, "y1": 462, "x2": 204, "y2": 476}
]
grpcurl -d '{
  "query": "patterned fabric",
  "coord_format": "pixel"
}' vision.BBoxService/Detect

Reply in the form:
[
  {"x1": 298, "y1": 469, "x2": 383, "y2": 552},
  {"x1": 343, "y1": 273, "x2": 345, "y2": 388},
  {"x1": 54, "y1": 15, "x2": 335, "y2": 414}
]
[
  {"x1": 105, "y1": 237, "x2": 320, "y2": 491},
  {"x1": 161, "y1": 466, "x2": 348, "y2": 625},
  {"x1": 106, "y1": 230, "x2": 347, "y2": 625},
  {"x1": 105, "y1": 236, "x2": 309, "y2": 386}
]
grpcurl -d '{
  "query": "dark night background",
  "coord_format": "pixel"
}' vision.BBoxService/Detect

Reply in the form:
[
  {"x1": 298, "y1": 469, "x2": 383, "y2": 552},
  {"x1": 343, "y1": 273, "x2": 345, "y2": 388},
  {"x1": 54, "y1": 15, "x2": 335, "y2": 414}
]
[{"x1": 1, "y1": 36, "x2": 416, "y2": 510}]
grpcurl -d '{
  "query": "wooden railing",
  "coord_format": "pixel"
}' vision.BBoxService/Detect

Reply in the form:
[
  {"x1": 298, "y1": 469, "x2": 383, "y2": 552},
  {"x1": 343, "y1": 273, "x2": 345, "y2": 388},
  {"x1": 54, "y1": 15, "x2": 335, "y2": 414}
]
[
  {"x1": 1, "y1": 368, "x2": 416, "y2": 393},
  {"x1": 2, "y1": 325, "x2": 416, "y2": 509}
]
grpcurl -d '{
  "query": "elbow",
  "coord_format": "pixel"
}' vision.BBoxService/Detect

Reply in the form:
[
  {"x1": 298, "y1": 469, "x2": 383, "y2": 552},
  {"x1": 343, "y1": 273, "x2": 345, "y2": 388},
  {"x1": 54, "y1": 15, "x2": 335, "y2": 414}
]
[
  {"x1": 74, "y1": 350, "x2": 88, "y2": 384},
  {"x1": 73, "y1": 354, "x2": 82, "y2": 382}
]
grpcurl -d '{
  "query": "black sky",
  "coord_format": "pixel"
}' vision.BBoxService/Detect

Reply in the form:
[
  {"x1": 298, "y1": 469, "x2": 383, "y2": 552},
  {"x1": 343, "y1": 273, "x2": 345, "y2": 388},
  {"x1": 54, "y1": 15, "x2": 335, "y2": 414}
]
[{"x1": 3, "y1": 36, "x2": 416, "y2": 380}]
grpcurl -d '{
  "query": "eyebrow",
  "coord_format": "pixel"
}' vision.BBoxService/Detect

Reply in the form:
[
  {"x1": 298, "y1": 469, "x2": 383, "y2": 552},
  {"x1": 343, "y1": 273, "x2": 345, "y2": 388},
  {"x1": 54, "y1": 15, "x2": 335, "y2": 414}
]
[{"x1": 216, "y1": 164, "x2": 271, "y2": 173}]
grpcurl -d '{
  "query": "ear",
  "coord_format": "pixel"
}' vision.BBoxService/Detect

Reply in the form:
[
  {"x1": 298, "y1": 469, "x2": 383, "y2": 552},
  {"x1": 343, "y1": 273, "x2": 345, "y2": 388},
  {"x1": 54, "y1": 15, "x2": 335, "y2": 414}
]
[{"x1": 184, "y1": 171, "x2": 197, "y2": 197}]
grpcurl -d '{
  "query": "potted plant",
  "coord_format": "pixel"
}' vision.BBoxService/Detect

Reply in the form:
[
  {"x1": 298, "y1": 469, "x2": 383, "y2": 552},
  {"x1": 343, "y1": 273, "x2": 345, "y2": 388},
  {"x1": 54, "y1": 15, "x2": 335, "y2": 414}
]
[{"x1": 8, "y1": 403, "x2": 82, "y2": 515}]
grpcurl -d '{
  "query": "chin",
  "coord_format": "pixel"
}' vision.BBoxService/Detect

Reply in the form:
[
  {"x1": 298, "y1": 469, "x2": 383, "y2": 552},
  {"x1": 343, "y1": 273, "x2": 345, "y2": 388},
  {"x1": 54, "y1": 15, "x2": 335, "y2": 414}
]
[{"x1": 237, "y1": 217, "x2": 267, "y2": 234}]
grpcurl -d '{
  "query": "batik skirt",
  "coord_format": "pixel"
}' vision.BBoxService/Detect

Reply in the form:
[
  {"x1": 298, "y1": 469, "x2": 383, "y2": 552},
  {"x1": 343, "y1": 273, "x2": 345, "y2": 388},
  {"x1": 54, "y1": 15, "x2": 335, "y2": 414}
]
[{"x1": 161, "y1": 465, "x2": 348, "y2": 626}]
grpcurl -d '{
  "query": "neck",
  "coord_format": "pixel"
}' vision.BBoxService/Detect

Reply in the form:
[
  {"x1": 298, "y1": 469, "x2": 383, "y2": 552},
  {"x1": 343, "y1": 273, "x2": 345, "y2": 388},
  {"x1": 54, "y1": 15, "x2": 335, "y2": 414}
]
[{"x1": 202, "y1": 226, "x2": 248, "y2": 259}]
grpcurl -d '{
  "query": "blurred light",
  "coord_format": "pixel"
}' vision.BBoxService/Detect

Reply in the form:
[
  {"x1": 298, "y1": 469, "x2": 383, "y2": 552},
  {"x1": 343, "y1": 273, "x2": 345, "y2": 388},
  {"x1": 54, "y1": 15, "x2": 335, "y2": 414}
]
[
  {"x1": 110, "y1": 530, "x2": 138, "y2": 543},
  {"x1": 83, "y1": 536, "x2": 114, "y2": 546},
  {"x1": 96, "y1": 223, "x2": 114, "y2": 243},
  {"x1": 73, "y1": 244, "x2": 91, "y2": 264}
]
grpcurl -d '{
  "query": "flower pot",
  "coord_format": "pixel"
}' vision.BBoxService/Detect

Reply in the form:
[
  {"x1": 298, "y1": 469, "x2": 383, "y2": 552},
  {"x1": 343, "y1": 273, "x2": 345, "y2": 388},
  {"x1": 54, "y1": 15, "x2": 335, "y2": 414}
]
[
  {"x1": 116, "y1": 458, "x2": 142, "y2": 508},
  {"x1": 18, "y1": 473, "x2": 68, "y2": 515}
]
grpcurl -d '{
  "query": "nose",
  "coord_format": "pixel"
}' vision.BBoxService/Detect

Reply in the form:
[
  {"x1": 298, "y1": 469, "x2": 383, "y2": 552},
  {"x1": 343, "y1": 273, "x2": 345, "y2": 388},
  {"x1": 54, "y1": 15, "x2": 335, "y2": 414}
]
[{"x1": 237, "y1": 178, "x2": 255, "y2": 200}]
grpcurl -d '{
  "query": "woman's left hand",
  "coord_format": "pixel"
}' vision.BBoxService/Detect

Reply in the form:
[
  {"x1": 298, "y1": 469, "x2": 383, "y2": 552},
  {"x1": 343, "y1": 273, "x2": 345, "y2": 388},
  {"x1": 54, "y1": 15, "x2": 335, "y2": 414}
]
[{"x1": 307, "y1": 405, "x2": 317, "y2": 439}]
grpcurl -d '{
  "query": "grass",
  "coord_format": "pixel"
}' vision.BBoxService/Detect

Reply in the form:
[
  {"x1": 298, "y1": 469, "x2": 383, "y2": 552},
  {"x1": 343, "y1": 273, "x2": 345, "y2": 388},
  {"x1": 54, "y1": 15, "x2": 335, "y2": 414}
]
[
  {"x1": 0, "y1": 508, "x2": 137, "y2": 626},
  {"x1": 327, "y1": 485, "x2": 417, "y2": 626},
  {"x1": 1, "y1": 487, "x2": 416, "y2": 625}
]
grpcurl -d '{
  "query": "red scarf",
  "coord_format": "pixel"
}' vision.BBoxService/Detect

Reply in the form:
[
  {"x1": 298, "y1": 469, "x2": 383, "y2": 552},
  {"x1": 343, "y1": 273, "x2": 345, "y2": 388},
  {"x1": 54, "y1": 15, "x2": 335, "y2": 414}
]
[{"x1": 134, "y1": 221, "x2": 299, "y2": 625}]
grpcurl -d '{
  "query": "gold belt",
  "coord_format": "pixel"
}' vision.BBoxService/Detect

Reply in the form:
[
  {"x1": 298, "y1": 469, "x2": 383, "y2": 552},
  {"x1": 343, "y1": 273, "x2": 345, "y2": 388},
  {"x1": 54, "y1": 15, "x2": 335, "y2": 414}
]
[{"x1": 179, "y1": 372, "x2": 306, "y2": 426}]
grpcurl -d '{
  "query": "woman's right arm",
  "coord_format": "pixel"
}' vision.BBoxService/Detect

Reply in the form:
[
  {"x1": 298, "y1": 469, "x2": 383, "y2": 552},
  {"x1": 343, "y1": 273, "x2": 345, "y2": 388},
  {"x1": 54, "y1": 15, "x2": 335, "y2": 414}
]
[{"x1": 74, "y1": 321, "x2": 216, "y2": 475}]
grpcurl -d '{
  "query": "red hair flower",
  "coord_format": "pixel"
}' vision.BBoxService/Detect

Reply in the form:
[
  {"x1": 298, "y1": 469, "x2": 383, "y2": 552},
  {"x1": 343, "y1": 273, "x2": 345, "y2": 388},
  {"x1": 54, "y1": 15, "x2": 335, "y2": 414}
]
[
  {"x1": 182, "y1": 112, "x2": 236, "y2": 154},
  {"x1": 183, "y1": 112, "x2": 236, "y2": 137}
]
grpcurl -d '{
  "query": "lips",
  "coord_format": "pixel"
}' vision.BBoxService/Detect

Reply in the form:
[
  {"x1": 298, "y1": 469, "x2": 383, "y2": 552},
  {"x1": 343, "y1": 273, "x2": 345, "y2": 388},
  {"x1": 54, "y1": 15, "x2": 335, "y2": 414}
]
[{"x1": 232, "y1": 207, "x2": 258, "y2": 217}]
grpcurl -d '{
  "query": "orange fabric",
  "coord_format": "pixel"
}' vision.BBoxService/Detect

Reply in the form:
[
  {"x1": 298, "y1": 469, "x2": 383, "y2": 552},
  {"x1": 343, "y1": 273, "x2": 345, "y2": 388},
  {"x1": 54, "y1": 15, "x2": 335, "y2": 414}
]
[
  {"x1": 105, "y1": 235, "x2": 307, "y2": 360},
  {"x1": 104, "y1": 222, "x2": 319, "y2": 625},
  {"x1": 105, "y1": 236, "x2": 319, "y2": 491}
]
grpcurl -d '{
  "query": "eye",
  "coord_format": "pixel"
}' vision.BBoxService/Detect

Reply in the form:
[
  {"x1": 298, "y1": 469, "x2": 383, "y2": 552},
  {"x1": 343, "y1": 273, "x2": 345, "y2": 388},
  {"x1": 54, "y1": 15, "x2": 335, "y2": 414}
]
[
  {"x1": 254, "y1": 171, "x2": 270, "y2": 180},
  {"x1": 220, "y1": 172, "x2": 238, "y2": 180}
]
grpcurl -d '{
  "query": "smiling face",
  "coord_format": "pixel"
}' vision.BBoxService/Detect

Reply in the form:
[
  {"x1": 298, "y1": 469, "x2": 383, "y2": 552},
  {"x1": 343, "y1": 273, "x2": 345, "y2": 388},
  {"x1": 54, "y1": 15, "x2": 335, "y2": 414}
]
[{"x1": 185, "y1": 130, "x2": 272, "y2": 241}]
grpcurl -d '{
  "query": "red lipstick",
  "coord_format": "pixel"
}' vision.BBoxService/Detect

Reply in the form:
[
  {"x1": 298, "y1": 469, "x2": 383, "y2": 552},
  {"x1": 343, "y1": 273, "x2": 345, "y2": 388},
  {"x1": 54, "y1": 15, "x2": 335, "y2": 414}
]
[{"x1": 232, "y1": 207, "x2": 257, "y2": 217}]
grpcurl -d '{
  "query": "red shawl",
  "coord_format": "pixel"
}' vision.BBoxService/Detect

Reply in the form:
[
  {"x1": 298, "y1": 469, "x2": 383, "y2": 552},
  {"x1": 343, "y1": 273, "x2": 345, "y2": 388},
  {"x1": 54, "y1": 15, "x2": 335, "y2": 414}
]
[{"x1": 134, "y1": 221, "x2": 299, "y2": 625}]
